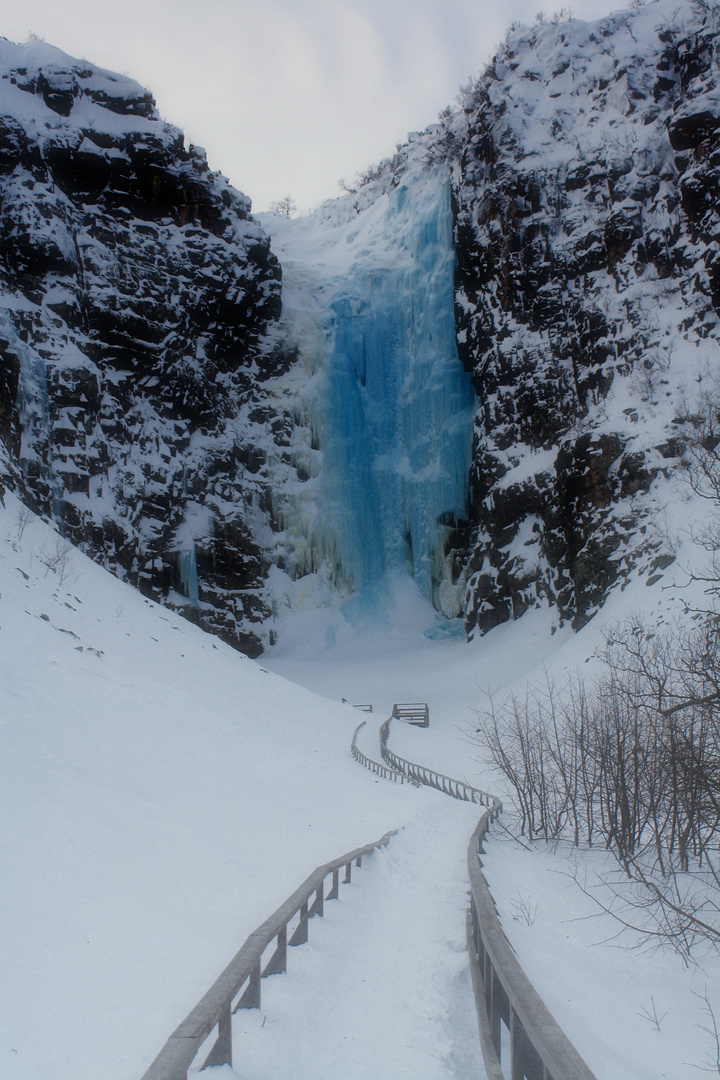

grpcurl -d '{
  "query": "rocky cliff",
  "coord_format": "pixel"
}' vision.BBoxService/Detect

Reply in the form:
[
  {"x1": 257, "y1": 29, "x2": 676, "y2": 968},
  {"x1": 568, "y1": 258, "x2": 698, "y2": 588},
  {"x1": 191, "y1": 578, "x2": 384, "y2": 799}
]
[
  {"x1": 259, "y1": 0, "x2": 720, "y2": 644},
  {"x1": 3, "y1": 3, "x2": 720, "y2": 654},
  {"x1": 0, "y1": 40, "x2": 289, "y2": 655},
  {"x1": 450, "y1": 0, "x2": 720, "y2": 635}
]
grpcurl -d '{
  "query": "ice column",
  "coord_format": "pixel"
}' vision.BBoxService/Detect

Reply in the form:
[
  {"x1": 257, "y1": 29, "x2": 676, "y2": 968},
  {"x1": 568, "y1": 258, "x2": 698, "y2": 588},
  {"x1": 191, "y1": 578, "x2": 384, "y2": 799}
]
[
  {"x1": 178, "y1": 545, "x2": 200, "y2": 606},
  {"x1": 315, "y1": 173, "x2": 475, "y2": 609},
  {"x1": 174, "y1": 506, "x2": 208, "y2": 608},
  {"x1": 2, "y1": 311, "x2": 64, "y2": 520}
]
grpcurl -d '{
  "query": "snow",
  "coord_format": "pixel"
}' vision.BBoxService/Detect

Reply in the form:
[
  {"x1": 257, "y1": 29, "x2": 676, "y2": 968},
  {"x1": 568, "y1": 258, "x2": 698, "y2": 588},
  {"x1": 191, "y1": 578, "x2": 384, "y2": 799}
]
[
  {"x1": 211, "y1": 801, "x2": 482, "y2": 1080},
  {"x1": 2, "y1": 450, "x2": 718, "y2": 1080},
  {"x1": 0, "y1": 488, "x2": 480, "y2": 1080},
  {"x1": 3, "y1": 4, "x2": 720, "y2": 1078},
  {"x1": 479, "y1": 832, "x2": 717, "y2": 1080},
  {"x1": 262, "y1": 468, "x2": 720, "y2": 1080},
  {"x1": 0, "y1": 38, "x2": 158, "y2": 142}
]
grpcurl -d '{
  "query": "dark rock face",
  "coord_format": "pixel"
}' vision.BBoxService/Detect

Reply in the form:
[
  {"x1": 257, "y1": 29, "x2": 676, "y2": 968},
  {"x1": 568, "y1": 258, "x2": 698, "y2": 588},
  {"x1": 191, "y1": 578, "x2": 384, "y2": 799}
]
[
  {"x1": 5, "y1": 7, "x2": 720, "y2": 654},
  {"x1": 0, "y1": 40, "x2": 287, "y2": 655},
  {"x1": 450, "y1": 3, "x2": 720, "y2": 635}
]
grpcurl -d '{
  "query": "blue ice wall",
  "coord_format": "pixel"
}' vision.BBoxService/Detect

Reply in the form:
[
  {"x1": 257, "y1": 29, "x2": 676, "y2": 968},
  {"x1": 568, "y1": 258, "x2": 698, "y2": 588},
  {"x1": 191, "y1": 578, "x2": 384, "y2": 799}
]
[
  {"x1": 178, "y1": 545, "x2": 200, "y2": 607},
  {"x1": 314, "y1": 175, "x2": 475, "y2": 609}
]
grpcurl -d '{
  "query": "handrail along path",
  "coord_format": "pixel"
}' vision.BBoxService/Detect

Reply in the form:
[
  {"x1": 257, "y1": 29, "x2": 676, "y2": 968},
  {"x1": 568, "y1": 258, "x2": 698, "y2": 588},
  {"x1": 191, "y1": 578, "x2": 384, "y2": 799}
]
[
  {"x1": 141, "y1": 828, "x2": 397, "y2": 1080},
  {"x1": 144, "y1": 703, "x2": 598, "y2": 1080},
  {"x1": 351, "y1": 720, "x2": 407, "y2": 782},
  {"x1": 369, "y1": 707, "x2": 597, "y2": 1080}
]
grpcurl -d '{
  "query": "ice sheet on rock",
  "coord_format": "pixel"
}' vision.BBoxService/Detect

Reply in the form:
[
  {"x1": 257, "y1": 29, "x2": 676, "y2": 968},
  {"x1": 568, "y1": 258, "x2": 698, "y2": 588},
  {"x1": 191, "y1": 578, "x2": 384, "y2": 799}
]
[{"x1": 263, "y1": 166, "x2": 475, "y2": 623}]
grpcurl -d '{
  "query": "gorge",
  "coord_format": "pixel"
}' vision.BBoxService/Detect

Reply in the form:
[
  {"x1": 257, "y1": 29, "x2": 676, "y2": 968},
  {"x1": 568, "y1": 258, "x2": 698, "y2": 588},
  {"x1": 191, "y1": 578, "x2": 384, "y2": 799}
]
[{"x1": 1, "y1": 0, "x2": 720, "y2": 655}]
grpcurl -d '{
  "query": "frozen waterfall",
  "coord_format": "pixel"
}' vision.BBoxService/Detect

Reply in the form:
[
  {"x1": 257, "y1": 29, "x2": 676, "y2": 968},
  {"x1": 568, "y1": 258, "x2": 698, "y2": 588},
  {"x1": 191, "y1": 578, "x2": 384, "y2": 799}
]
[{"x1": 264, "y1": 165, "x2": 475, "y2": 626}]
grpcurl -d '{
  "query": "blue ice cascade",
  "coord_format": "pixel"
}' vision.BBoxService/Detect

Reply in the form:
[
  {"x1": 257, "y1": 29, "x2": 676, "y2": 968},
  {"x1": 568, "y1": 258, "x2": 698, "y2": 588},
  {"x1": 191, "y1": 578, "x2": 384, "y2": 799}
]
[
  {"x1": 178, "y1": 545, "x2": 200, "y2": 607},
  {"x1": 174, "y1": 505, "x2": 210, "y2": 609},
  {"x1": 314, "y1": 174, "x2": 475, "y2": 611},
  {"x1": 2, "y1": 311, "x2": 64, "y2": 520}
]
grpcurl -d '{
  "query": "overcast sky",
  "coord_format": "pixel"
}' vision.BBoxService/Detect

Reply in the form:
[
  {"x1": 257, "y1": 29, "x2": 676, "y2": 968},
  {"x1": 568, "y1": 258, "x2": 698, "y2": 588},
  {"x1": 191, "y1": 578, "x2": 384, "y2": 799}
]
[{"x1": 4, "y1": 0, "x2": 625, "y2": 212}]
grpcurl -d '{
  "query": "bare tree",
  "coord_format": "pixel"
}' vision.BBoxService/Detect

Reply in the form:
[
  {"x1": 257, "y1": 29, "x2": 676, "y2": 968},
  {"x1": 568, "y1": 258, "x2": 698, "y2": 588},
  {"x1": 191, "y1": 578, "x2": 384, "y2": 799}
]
[
  {"x1": 269, "y1": 195, "x2": 297, "y2": 218},
  {"x1": 472, "y1": 617, "x2": 720, "y2": 956},
  {"x1": 40, "y1": 538, "x2": 74, "y2": 585}
]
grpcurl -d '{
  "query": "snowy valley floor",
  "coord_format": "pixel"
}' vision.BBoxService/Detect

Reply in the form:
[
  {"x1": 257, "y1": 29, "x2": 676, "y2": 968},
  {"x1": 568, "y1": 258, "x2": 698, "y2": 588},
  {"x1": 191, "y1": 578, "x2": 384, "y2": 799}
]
[
  {"x1": 262, "y1": 643, "x2": 720, "y2": 1080},
  {"x1": 2, "y1": 488, "x2": 719, "y2": 1080}
]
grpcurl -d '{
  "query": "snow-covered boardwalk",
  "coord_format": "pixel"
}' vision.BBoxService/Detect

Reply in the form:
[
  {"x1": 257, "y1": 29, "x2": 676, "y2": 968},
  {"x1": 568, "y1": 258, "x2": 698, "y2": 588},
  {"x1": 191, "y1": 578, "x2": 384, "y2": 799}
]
[
  {"x1": 217, "y1": 799, "x2": 484, "y2": 1080},
  {"x1": 141, "y1": 715, "x2": 485, "y2": 1080},
  {"x1": 151, "y1": 711, "x2": 593, "y2": 1080}
]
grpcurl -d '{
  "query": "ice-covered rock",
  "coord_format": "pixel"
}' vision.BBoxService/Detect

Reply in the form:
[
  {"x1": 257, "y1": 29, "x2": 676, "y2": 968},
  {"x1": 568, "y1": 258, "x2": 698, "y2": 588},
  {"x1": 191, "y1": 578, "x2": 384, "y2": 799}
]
[
  {"x1": 451, "y1": 0, "x2": 720, "y2": 634},
  {"x1": 263, "y1": 0, "x2": 720, "y2": 641},
  {"x1": 0, "y1": 38, "x2": 289, "y2": 655},
  {"x1": 4, "y1": 2, "x2": 720, "y2": 653}
]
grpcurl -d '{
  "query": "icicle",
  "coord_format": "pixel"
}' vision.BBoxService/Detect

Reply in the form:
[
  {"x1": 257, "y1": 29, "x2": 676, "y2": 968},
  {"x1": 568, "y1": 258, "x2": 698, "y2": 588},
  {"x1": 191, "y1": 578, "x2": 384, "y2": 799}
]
[{"x1": 178, "y1": 545, "x2": 199, "y2": 607}]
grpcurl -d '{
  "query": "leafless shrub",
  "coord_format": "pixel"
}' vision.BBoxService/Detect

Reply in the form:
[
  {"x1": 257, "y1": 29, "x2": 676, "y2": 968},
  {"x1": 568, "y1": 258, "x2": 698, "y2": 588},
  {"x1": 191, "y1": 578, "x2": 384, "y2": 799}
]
[
  {"x1": 638, "y1": 995, "x2": 668, "y2": 1030},
  {"x1": 472, "y1": 617, "x2": 720, "y2": 956},
  {"x1": 269, "y1": 195, "x2": 297, "y2": 218},
  {"x1": 509, "y1": 893, "x2": 541, "y2": 926},
  {"x1": 14, "y1": 506, "x2": 32, "y2": 545},
  {"x1": 40, "y1": 538, "x2": 74, "y2": 585},
  {"x1": 691, "y1": 987, "x2": 720, "y2": 1074}
]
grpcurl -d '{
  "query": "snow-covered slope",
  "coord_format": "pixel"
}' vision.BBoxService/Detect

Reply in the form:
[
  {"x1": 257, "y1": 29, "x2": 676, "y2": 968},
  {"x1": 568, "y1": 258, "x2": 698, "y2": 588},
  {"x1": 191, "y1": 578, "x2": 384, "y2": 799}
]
[{"x1": 0, "y1": 482, "x2": 482, "y2": 1080}]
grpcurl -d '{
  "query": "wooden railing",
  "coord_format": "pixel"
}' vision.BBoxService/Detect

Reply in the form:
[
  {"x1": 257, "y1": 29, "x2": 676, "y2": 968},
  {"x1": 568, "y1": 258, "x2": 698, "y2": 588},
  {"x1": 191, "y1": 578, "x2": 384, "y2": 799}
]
[
  {"x1": 391, "y1": 701, "x2": 429, "y2": 726},
  {"x1": 379, "y1": 717, "x2": 498, "y2": 807},
  {"x1": 351, "y1": 720, "x2": 407, "y2": 782},
  {"x1": 343, "y1": 699, "x2": 373, "y2": 712},
  {"x1": 467, "y1": 813, "x2": 598, "y2": 1080},
  {"x1": 373, "y1": 712, "x2": 597, "y2": 1080},
  {"x1": 141, "y1": 828, "x2": 397, "y2": 1080}
]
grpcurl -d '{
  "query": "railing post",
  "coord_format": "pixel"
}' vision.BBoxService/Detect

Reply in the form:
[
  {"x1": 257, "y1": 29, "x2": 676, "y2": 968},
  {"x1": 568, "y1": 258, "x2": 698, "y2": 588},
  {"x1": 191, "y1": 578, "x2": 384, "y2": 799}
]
[
  {"x1": 289, "y1": 900, "x2": 309, "y2": 946},
  {"x1": 511, "y1": 1008, "x2": 521, "y2": 1080},
  {"x1": 471, "y1": 897, "x2": 480, "y2": 960},
  {"x1": 235, "y1": 958, "x2": 261, "y2": 1010},
  {"x1": 512, "y1": 1006, "x2": 545, "y2": 1080},
  {"x1": 326, "y1": 867, "x2": 340, "y2": 900},
  {"x1": 201, "y1": 1002, "x2": 232, "y2": 1070},
  {"x1": 309, "y1": 882, "x2": 324, "y2": 917},
  {"x1": 262, "y1": 925, "x2": 287, "y2": 976},
  {"x1": 490, "y1": 965, "x2": 502, "y2": 1063}
]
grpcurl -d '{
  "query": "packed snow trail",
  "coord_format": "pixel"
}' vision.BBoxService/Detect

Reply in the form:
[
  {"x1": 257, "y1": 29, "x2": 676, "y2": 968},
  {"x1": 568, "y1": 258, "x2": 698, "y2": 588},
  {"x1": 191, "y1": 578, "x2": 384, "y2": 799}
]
[{"x1": 202, "y1": 797, "x2": 485, "y2": 1080}]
